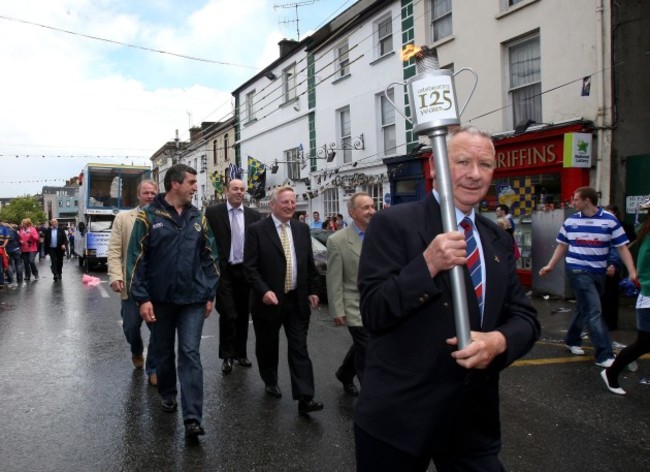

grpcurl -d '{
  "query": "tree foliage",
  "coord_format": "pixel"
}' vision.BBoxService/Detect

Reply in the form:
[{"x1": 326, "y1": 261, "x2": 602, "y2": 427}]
[{"x1": 0, "y1": 196, "x2": 47, "y2": 225}]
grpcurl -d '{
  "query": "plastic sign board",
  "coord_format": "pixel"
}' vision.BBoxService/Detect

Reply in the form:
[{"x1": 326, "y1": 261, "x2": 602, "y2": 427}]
[{"x1": 563, "y1": 132, "x2": 592, "y2": 168}]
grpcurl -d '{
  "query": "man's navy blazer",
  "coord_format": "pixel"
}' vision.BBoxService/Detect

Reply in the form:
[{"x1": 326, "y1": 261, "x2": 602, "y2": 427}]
[{"x1": 355, "y1": 193, "x2": 540, "y2": 457}]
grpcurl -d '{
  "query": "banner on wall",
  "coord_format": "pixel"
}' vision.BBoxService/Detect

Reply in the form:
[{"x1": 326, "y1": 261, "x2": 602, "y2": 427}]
[{"x1": 563, "y1": 133, "x2": 592, "y2": 168}]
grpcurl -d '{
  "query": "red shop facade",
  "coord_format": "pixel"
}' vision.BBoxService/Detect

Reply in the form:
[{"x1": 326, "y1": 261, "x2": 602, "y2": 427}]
[{"x1": 488, "y1": 120, "x2": 593, "y2": 286}]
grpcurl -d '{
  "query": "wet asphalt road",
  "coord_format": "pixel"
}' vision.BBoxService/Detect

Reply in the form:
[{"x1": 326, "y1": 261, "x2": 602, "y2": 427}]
[{"x1": 0, "y1": 257, "x2": 649, "y2": 471}]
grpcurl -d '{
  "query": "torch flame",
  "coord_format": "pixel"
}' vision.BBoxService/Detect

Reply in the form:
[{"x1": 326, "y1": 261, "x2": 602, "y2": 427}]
[{"x1": 401, "y1": 44, "x2": 422, "y2": 62}]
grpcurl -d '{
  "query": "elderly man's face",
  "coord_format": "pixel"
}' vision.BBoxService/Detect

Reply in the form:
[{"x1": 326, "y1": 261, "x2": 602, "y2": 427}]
[
  {"x1": 271, "y1": 190, "x2": 297, "y2": 223},
  {"x1": 430, "y1": 132, "x2": 495, "y2": 213}
]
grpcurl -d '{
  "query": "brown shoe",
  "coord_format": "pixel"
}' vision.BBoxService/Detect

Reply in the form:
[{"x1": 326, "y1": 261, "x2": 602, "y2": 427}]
[
  {"x1": 148, "y1": 373, "x2": 158, "y2": 386},
  {"x1": 132, "y1": 355, "x2": 145, "y2": 369}
]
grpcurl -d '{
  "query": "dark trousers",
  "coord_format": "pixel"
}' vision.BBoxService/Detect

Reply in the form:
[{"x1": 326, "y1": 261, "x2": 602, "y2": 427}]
[
  {"x1": 215, "y1": 264, "x2": 251, "y2": 359},
  {"x1": 252, "y1": 291, "x2": 315, "y2": 399},
  {"x1": 337, "y1": 326, "x2": 369, "y2": 384},
  {"x1": 354, "y1": 424, "x2": 505, "y2": 472},
  {"x1": 601, "y1": 269, "x2": 621, "y2": 331},
  {"x1": 48, "y1": 247, "x2": 65, "y2": 276}
]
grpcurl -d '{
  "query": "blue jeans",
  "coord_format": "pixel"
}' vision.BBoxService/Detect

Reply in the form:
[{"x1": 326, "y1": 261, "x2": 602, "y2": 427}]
[
  {"x1": 565, "y1": 269, "x2": 613, "y2": 363},
  {"x1": 121, "y1": 298, "x2": 156, "y2": 375},
  {"x1": 7, "y1": 251, "x2": 23, "y2": 283},
  {"x1": 152, "y1": 302, "x2": 205, "y2": 423}
]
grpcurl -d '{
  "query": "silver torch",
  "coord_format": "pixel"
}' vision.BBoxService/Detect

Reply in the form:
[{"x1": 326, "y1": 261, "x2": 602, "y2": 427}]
[{"x1": 387, "y1": 45, "x2": 478, "y2": 349}]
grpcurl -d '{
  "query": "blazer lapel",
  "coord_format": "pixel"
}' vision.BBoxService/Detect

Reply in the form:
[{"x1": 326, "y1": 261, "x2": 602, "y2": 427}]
[
  {"x1": 347, "y1": 226, "x2": 362, "y2": 257},
  {"x1": 422, "y1": 195, "x2": 452, "y2": 296},
  {"x1": 219, "y1": 204, "x2": 231, "y2": 232},
  {"x1": 266, "y1": 217, "x2": 284, "y2": 254}
]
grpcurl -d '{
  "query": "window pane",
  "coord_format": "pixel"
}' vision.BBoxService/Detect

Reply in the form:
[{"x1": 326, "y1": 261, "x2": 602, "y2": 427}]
[
  {"x1": 383, "y1": 124, "x2": 396, "y2": 154},
  {"x1": 509, "y1": 38, "x2": 540, "y2": 88},
  {"x1": 338, "y1": 43, "x2": 350, "y2": 76},
  {"x1": 431, "y1": 0, "x2": 452, "y2": 41},
  {"x1": 340, "y1": 109, "x2": 351, "y2": 135},
  {"x1": 512, "y1": 83, "x2": 542, "y2": 124},
  {"x1": 381, "y1": 90, "x2": 395, "y2": 126}
]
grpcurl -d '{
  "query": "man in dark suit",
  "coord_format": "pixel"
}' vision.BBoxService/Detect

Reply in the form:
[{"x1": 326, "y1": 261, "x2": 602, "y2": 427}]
[
  {"x1": 355, "y1": 127, "x2": 540, "y2": 471},
  {"x1": 243, "y1": 185, "x2": 323, "y2": 415},
  {"x1": 205, "y1": 179, "x2": 261, "y2": 374},
  {"x1": 43, "y1": 218, "x2": 68, "y2": 281}
]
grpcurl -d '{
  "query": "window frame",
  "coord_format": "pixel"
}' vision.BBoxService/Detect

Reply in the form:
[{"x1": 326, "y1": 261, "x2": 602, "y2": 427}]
[
  {"x1": 337, "y1": 41, "x2": 350, "y2": 78},
  {"x1": 380, "y1": 88, "x2": 396, "y2": 156},
  {"x1": 323, "y1": 188, "x2": 340, "y2": 217},
  {"x1": 338, "y1": 106, "x2": 352, "y2": 164},
  {"x1": 431, "y1": 0, "x2": 452, "y2": 43},
  {"x1": 376, "y1": 15, "x2": 393, "y2": 57},
  {"x1": 285, "y1": 147, "x2": 301, "y2": 181},
  {"x1": 245, "y1": 90, "x2": 256, "y2": 123},
  {"x1": 507, "y1": 34, "x2": 542, "y2": 127},
  {"x1": 283, "y1": 63, "x2": 297, "y2": 103}
]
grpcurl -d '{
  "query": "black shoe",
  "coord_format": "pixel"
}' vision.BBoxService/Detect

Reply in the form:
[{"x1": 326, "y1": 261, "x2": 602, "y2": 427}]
[
  {"x1": 335, "y1": 371, "x2": 359, "y2": 396},
  {"x1": 161, "y1": 398, "x2": 178, "y2": 413},
  {"x1": 237, "y1": 357, "x2": 252, "y2": 367},
  {"x1": 265, "y1": 384, "x2": 282, "y2": 398},
  {"x1": 298, "y1": 397, "x2": 324, "y2": 415},
  {"x1": 184, "y1": 420, "x2": 205, "y2": 438},
  {"x1": 221, "y1": 358, "x2": 233, "y2": 374}
]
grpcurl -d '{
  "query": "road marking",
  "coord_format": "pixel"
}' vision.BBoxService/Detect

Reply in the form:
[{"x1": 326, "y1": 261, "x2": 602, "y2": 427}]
[
  {"x1": 97, "y1": 284, "x2": 110, "y2": 298},
  {"x1": 513, "y1": 339, "x2": 650, "y2": 368}
]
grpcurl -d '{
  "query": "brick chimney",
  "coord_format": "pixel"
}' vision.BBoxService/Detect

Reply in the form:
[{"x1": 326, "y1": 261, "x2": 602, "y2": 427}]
[
  {"x1": 189, "y1": 126, "x2": 201, "y2": 142},
  {"x1": 278, "y1": 39, "x2": 299, "y2": 58}
]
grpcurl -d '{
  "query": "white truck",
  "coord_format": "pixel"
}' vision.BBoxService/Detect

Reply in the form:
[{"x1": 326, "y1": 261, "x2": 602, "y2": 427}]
[{"x1": 74, "y1": 163, "x2": 151, "y2": 271}]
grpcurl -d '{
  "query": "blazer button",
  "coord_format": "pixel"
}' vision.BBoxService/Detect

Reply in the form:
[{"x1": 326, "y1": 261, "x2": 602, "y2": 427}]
[
  {"x1": 443, "y1": 302, "x2": 449, "y2": 307},
  {"x1": 418, "y1": 296, "x2": 425, "y2": 304}
]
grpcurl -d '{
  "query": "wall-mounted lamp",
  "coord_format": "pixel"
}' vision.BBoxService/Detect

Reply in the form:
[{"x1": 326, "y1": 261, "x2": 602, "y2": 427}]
[
  {"x1": 265, "y1": 71, "x2": 277, "y2": 81},
  {"x1": 316, "y1": 134, "x2": 365, "y2": 163},
  {"x1": 271, "y1": 159, "x2": 279, "y2": 174}
]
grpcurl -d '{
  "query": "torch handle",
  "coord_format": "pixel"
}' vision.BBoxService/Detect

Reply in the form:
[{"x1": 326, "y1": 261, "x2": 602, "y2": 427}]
[{"x1": 429, "y1": 130, "x2": 472, "y2": 350}]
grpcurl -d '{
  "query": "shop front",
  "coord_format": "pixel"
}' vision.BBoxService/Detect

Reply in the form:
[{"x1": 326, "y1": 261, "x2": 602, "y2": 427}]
[{"x1": 490, "y1": 121, "x2": 593, "y2": 290}]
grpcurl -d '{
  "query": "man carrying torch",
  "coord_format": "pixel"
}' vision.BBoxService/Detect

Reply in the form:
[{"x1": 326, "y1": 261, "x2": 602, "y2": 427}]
[{"x1": 354, "y1": 44, "x2": 539, "y2": 471}]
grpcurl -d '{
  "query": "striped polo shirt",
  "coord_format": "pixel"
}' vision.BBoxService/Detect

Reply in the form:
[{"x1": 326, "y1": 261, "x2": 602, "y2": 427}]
[{"x1": 556, "y1": 207, "x2": 629, "y2": 273}]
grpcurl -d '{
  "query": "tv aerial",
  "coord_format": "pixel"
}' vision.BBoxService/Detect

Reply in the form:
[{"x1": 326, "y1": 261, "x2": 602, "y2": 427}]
[{"x1": 273, "y1": 0, "x2": 319, "y2": 41}]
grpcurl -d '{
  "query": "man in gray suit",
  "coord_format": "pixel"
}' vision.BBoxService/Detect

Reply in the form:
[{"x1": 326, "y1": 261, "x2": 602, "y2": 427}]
[{"x1": 326, "y1": 192, "x2": 376, "y2": 396}]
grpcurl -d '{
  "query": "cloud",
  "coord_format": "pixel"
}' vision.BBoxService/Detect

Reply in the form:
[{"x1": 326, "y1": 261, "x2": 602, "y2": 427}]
[{"x1": 0, "y1": 0, "x2": 291, "y2": 196}]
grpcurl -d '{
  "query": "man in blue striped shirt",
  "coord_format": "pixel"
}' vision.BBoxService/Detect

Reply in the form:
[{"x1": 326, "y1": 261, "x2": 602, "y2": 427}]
[{"x1": 540, "y1": 187, "x2": 637, "y2": 367}]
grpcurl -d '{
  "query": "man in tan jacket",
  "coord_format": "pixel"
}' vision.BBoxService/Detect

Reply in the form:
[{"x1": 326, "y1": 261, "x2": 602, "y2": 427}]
[
  {"x1": 326, "y1": 192, "x2": 376, "y2": 396},
  {"x1": 107, "y1": 179, "x2": 159, "y2": 384}
]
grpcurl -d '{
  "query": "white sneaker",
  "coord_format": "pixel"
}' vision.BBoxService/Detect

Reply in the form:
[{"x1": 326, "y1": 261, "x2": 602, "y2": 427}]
[
  {"x1": 627, "y1": 361, "x2": 639, "y2": 372},
  {"x1": 566, "y1": 345, "x2": 585, "y2": 356},
  {"x1": 596, "y1": 357, "x2": 615, "y2": 368},
  {"x1": 600, "y1": 370, "x2": 626, "y2": 395},
  {"x1": 612, "y1": 341, "x2": 627, "y2": 350}
]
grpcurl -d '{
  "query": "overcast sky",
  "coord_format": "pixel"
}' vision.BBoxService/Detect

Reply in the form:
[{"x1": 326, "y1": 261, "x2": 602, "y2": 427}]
[{"x1": 0, "y1": 0, "x2": 352, "y2": 197}]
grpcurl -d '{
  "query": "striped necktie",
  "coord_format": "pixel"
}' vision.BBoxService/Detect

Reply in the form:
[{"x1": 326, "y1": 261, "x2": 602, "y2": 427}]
[
  {"x1": 460, "y1": 217, "x2": 484, "y2": 318},
  {"x1": 280, "y1": 223, "x2": 292, "y2": 293}
]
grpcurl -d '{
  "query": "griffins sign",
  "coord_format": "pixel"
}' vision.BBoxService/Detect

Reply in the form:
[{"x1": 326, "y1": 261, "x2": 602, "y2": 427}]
[{"x1": 563, "y1": 132, "x2": 593, "y2": 168}]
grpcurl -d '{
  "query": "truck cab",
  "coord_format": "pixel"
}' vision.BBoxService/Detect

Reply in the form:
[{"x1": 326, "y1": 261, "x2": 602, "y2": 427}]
[{"x1": 75, "y1": 164, "x2": 151, "y2": 271}]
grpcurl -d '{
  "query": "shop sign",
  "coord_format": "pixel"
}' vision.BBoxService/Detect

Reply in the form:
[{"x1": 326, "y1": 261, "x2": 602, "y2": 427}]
[
  {"x1": 495, "y1": 143, "x2": 558, "y2": 170},
  {"x1": 626, "y1": 195, "x2": 648, "y2": 214},
  {"x1": 563, "y1": 133, "x2": 592, "y2": 168}
]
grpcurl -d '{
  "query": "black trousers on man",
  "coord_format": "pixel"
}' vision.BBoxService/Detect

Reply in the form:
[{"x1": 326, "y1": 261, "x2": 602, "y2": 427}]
[
  {"x1": 252, "y1": 291, "x2": 315, "y2": 399},
  {"x1": 215, "y1": 264, "x2": 251, "y2": 360},
  {"x1": 336, "y1": 326, "x2": 369, "y2": 385},
  {"x1": 48, "y1": 246, "x2": 65, "y2": 279}
]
